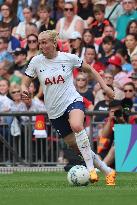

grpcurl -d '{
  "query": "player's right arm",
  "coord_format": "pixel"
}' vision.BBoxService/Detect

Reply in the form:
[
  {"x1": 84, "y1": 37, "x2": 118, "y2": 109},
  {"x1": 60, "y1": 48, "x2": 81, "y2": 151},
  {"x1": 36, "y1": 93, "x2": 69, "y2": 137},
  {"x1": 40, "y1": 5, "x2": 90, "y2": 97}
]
[{"x1": 21, "y1": 75, "x2": 33, "y2": 100}]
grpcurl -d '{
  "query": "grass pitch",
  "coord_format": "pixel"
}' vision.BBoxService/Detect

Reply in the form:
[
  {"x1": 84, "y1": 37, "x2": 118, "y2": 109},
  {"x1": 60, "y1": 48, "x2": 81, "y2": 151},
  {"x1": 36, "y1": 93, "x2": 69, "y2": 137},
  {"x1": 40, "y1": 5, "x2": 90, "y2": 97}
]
[{"x1": 0, "y1": 171, "x2": 137, "y2": 205}]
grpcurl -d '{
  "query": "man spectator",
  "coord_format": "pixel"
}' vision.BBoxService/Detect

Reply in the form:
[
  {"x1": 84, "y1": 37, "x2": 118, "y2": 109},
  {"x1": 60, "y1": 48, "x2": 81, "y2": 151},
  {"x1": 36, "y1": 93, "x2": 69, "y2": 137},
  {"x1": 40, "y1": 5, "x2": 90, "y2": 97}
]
[
  {"x1": 99, "y1": 98, "x2": 136, "y2": 167},
  {"x1": 94, "y1": 70, "x2": 125, "y2": 105},
  {"x1": 12, "y1": 48, "x2": 27, "y2": 76},
  {"x1": 116, "y1": 0, "x2": 137, "y2": 40},
  {"x1": 0, "y1": 37, "x2": 13, "y2": 62},
  {"x1": 0, "y1": 22, "x2": 20, "y2": 52},
  {"x1": 98, "y1": 25, "x2": 125, "y2": 57}
]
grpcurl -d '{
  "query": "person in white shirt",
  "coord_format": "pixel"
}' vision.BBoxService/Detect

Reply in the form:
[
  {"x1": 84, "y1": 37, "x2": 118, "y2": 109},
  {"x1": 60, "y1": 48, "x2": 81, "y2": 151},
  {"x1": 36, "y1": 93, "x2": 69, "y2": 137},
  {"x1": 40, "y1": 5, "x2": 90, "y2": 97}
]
[{"x1": 21, "y1": 29, "x2": 116, "y2": 185}]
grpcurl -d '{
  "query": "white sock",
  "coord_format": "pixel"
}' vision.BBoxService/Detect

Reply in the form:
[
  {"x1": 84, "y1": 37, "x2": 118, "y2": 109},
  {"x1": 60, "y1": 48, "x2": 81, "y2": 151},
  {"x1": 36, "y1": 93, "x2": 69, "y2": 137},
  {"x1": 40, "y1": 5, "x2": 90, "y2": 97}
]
[
  {"x1": 91, "y1": 150, "x2": 112, "y2": 175},
  {"x1": 75, "y1": 129, "x2": 94, "y2": 172}
]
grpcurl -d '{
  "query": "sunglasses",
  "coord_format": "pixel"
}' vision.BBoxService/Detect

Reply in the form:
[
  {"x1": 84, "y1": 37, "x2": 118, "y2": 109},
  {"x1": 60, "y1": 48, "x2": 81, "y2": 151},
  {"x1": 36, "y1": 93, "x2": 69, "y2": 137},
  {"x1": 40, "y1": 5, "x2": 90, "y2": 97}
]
[
  {"x1": 124, "y1": 89, "x2": 133, "y2": 93},
  {"x1": 76, "y1": 78, "x2": 86, "y2": 81},
  {"x1": 64, "y1": 8, "x2": 73, "y2": 12},
  {"x1": 27, "y1": 40, "x2": 37, "y2": 44},
  {"x1": 11, "y1": 90, "x2": 20, "y2": 94}
]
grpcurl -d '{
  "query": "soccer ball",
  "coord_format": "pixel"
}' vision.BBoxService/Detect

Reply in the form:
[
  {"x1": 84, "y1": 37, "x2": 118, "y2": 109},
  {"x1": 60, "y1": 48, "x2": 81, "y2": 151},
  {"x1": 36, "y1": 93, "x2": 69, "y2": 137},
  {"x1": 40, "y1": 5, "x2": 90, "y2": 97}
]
[{"x1": 67, "y1": 165, "x2": 90, "y2": 186}]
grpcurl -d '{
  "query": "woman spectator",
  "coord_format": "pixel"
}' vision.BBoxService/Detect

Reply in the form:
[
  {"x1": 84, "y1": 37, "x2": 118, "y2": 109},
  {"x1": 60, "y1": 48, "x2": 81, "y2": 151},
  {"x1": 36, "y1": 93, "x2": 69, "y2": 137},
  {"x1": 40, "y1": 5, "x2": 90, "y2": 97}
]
[
  {"x1": 51, "y1": 0, "x2": 65, "y2": 22},
  {"x1": 75, "y1": 72, "x2": 94, "y2": 104},
  {"x1": 126, "y1": 20, "x2": 137, "y2": 35},
  {"x1": 56, "y1": 1, "x2": 84, "y2": 41},
  {"x1": 77, "y1": 0, "x2": 94, "y2": 28},
  {"x1": 9, "y1": 83, "x2": 24, "y2": 111},
  {"x1": 15, "y1": 6, "x2": 36, "y2": 40},
  {"x1": 0, "y1": 3, "x2": 19, "y2": 30},
  {"x1": 125, "y1": 33, "x2": 137, "y2": 58},
  {"x1": 26, "y1": 34, "x2": 39, "y2": 62},
  {"x1": 123, "y1": 82, "x2": 137, "y2": 111},
  {"x1": 69, "y1": 31, "x2": 85, "y2": 59}
]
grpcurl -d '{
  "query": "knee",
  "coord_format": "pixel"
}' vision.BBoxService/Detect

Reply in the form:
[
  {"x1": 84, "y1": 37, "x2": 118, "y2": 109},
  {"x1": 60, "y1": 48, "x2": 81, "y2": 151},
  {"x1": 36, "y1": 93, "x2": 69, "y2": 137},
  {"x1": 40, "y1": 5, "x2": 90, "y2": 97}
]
[{"x1": 70, "y1": 123, "x2": 83, "y2": 133}]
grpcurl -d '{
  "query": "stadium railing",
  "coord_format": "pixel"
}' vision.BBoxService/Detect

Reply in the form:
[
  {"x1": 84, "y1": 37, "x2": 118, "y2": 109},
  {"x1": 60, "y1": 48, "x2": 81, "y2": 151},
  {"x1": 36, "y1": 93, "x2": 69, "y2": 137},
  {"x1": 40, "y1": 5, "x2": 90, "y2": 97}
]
[{"x1": 1, "y1": 110, "x2": 136, "y2": 167}]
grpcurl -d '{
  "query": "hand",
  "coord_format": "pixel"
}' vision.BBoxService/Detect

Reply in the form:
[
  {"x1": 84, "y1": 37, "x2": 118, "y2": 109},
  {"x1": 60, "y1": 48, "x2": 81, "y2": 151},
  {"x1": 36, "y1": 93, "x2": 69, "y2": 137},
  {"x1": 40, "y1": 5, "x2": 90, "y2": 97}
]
[
  {"x1": 21, "y1": 90, "x2": 31, "y2": 100},
  {"x1": 104, "y1": 86, "x2": 115, "y2": 99}
]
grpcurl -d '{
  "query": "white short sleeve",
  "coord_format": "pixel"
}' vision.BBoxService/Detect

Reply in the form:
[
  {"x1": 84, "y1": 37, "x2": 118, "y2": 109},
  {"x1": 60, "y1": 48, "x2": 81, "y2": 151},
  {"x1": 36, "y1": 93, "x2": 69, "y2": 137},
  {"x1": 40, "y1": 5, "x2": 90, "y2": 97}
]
[
  {"x1": 70, "y1": 54, "x2": 83, "y2": 68},
  {"x1": 25, "y1": 57, "x2": 37, "y2": 78}
]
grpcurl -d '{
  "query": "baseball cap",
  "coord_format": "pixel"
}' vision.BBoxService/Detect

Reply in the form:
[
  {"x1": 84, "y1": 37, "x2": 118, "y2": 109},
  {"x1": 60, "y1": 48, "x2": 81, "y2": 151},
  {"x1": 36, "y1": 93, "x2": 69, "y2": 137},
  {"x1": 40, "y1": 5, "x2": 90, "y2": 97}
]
[
  {"x1": 12, "y1": 48, "x2": 27, "y2": 56},
  {"x1": 69, "y1": 31, "x2": 82, "y2": 40},
  {"x1": 129, "y1": 72, "x2": 137, "y2": 79},
  {"x1": 108, "y1": 55, "x2": 122, "y2": 67}
]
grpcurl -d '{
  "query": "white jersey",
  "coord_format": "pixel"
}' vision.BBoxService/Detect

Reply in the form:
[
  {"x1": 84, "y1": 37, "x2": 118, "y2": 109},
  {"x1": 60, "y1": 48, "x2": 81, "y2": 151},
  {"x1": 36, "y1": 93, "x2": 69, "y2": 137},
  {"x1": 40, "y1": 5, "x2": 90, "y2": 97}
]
[{"x1": 25, "y1": 51, "x2": 83, "y2": 119}]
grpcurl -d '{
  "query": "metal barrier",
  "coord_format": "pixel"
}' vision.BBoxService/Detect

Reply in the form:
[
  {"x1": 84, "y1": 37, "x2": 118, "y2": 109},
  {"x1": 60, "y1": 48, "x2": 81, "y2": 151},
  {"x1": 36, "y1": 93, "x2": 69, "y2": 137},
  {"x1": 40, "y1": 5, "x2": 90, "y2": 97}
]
[
  {"x1": 1, "y1": 110, "x2": 136, "y2": 167},
  {"x1": 0, "y1": 111, "x2": 60, "y2": 166},
  {"x1": 0, "y1": 111, "x2": 109, "y2": 166}
]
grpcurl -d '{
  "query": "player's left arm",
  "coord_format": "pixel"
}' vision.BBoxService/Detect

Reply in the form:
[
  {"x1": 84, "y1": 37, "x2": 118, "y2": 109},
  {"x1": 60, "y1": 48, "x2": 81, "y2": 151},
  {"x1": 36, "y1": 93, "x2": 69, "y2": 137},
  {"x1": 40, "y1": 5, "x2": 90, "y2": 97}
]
[{"x1": 81, "y1": 61, "x2": 115, "y2": 99}]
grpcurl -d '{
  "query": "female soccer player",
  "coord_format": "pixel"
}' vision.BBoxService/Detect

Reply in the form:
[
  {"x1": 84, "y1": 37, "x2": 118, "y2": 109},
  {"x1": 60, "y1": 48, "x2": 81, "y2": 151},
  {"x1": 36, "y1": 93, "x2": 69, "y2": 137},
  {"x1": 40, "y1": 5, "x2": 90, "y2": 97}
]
[{"x1": 21, "y1": 30, "x2": 116, "y2": 185}]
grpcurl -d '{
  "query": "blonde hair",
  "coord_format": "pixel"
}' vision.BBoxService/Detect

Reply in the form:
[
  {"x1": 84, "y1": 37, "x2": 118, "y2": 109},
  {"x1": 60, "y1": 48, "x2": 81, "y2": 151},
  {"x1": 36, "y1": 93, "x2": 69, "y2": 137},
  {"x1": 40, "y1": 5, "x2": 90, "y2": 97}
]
[{"x1": 38, "y1": 30, "x2": 59, "y2": 46}]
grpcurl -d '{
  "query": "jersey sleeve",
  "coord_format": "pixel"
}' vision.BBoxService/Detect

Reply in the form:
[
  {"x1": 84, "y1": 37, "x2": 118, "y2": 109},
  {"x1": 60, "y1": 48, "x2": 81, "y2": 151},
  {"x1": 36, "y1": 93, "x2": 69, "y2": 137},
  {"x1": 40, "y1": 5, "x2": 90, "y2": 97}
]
[
  {"x1": 70, "y1": 54, "x2": 83, "y2": 69},
  {"x1": 25, "y1": 58, "x2": 37, "y2": 78}
]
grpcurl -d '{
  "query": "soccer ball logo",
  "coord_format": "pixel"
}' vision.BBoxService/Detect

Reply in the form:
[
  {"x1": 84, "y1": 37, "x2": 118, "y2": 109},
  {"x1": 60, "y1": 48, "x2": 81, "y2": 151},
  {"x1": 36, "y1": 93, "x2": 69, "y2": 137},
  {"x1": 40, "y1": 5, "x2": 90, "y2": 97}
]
[{"x1": 67, "y1": 165, "x2": 90, "y2": 186}]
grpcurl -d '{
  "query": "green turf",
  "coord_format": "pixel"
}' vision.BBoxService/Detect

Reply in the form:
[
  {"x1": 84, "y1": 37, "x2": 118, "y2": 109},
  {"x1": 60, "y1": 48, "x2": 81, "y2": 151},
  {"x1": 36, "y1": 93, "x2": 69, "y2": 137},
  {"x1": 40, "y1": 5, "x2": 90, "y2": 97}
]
[{"x1": 0, "y1": 171, "x2": 137, "y2": 205}]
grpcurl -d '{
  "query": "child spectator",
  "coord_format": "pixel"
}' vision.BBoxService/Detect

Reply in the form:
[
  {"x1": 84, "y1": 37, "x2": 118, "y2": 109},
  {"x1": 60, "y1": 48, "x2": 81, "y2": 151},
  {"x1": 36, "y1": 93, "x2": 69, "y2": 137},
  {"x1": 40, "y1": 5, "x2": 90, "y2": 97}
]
[
  {"x1": 89, "y1": 4, "x2": 111, "y2": 38},
  {"x1": 98, "y1": 36, "x2": 114, "y2": 66},
  {"x1": 82, "y1": 29, "x2": 99, "y2": 52},
  {"x1": 37, "y1": 4, "x2": 56, "y2": 33}
]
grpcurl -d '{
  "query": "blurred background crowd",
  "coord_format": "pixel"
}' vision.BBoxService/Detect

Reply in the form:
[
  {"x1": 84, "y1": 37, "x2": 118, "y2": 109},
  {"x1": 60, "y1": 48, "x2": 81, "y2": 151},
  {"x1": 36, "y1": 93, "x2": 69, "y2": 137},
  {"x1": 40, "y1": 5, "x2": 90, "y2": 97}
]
[{"x1": 1, "y1": 0, "x2": 137, "y2": 168}]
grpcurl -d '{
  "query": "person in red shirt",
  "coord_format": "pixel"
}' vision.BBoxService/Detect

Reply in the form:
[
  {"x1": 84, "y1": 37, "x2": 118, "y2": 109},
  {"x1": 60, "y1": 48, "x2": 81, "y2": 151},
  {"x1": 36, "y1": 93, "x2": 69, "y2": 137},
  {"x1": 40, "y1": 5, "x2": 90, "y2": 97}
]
[{"x1": 89, "y1": 4, "x2": 112, "y2": 39}]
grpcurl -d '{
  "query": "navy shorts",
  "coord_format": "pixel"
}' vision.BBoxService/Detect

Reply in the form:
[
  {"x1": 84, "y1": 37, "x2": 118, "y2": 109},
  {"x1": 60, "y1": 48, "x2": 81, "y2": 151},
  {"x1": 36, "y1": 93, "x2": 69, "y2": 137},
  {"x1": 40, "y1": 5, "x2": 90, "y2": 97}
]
[{"x1": 50, "y1": 101, "x2": 85, "y2": 138}]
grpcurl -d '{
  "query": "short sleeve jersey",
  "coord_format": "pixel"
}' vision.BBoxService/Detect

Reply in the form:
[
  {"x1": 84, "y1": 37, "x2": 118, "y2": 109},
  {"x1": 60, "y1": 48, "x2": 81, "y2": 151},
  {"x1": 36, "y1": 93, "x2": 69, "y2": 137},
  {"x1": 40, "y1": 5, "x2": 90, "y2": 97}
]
[{"x1": 25, "y1": 51, "x2": 83, "y2": 119}]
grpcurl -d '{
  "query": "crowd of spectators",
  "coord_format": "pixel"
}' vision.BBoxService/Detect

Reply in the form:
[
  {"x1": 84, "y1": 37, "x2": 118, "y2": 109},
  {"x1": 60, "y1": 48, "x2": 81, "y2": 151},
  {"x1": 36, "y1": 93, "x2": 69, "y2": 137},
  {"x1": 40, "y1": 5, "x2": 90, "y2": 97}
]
[{"x1": 1, "y1": 0, "x2": 137, "y2": 167}]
